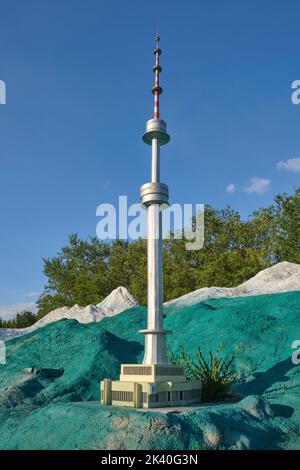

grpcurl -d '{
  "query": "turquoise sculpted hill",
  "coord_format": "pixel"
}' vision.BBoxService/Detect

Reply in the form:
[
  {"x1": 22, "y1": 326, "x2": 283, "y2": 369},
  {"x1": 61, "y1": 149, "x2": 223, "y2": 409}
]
[{"x1": 0, "y1": 291, "x2": 300, "y2": 449}]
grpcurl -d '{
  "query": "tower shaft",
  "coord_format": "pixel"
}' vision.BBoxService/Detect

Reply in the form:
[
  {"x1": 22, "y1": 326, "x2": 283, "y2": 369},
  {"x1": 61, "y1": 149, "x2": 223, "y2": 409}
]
[
  {"x1": 140, "y1": 34, "x2": 170, "y2": 365},
  {"x1": 151, "y1": 138, "x2": 160, "y2": 182}
]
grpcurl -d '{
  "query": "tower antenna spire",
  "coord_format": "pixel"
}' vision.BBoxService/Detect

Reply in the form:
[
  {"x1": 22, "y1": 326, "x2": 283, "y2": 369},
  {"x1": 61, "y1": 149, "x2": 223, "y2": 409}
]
[{"x1": 153, "y1": 30, "x2": 162, "y2": 119}]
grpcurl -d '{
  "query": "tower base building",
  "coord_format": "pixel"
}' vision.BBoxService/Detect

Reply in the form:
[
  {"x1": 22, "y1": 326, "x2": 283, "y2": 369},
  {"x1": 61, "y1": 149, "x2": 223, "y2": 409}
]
[
  {"x1": 100, "y1": 35, "x2": 201, "y2": 409},
  {"x1": 101, "y1": 364, "x2": 201, "y2": 409}
]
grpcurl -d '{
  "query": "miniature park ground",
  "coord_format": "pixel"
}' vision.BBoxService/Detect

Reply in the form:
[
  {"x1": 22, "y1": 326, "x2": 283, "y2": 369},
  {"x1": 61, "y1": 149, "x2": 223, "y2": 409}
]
[{"x1": 0, "y1": 291, "x2": 300, "y2": 450}]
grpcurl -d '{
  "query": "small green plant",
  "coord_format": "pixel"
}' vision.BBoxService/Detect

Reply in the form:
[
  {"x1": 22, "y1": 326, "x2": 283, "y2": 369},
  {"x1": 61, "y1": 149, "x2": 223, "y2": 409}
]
[{"x1": 170, "y1": 345, "x2": 238, "y2": 401}]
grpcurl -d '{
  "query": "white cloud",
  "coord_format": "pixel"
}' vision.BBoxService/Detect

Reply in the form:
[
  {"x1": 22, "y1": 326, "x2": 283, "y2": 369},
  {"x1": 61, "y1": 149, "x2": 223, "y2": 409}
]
[
  {"x1": 0, "y1": 302, "x2": 37, "y2": 320},
  {"x1": 277, "y1": 157, "x2": 300, "y2": 173},
  {"x1": 24, "y1": 291, "x2": 42, "y2": 298},
  {"x1": 245, "y1": 177, "x2": 271, "y2": 195},
  {"x1": 226, "y1": 183, "x2": 236, "y2": 193}
]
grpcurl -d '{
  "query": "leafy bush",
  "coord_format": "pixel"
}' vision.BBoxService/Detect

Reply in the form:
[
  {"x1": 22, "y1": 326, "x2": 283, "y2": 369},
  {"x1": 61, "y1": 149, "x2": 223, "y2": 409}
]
[{"x1": 170, "y1": 345, "x2": 238, "y2": 401}]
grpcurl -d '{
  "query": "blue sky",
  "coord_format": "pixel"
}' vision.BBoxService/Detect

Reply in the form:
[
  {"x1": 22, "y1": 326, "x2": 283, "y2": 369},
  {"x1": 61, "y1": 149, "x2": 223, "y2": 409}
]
[{"x1": 0, "y1": 0, "x2": 299, "y2": 315}]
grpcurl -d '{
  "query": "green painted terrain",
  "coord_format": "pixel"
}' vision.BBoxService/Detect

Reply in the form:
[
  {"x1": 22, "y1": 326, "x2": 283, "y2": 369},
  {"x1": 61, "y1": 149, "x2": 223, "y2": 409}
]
[{"x1": 0, "y1": 291, "x2": 300, "y2": 449}]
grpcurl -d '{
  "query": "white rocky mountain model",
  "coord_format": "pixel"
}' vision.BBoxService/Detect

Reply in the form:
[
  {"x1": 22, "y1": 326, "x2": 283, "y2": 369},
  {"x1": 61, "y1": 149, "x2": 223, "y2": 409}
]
[
  {"x1": 1, "y1": 262, "x2": 299, "y2": 342},
  {"x1": 166, "y1": 261, "x2": 300, "y2": 308},
  {"x1": 0, "y1": 286, "x2": 138, "y2": 342}
]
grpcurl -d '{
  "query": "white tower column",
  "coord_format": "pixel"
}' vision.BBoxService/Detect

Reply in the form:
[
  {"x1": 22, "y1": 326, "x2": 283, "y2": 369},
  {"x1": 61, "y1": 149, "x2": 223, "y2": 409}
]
[
  {"x1": 151, "y1": 138, "x2": 160, "y2": 182},
  {"x1": 139, "y1": 35, "x2": 171, "y2": 365},
  {"x1": 143, "y1": 141, "x2": 165, "y2": 363}
]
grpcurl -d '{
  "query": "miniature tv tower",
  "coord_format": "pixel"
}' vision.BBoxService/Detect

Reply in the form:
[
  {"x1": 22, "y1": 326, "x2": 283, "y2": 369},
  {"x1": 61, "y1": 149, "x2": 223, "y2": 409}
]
[
  {"x1": 139, "y1": 33, "x2": 170, "y2": 365},
  {"x1": 100, "y1": 35, "x2": 201, "y2": 408}
]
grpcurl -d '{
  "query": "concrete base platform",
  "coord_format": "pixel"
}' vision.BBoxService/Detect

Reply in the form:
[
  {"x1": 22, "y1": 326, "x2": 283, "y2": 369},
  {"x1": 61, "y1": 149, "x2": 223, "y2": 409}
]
[{"x1": 100, "y1": 363, "x2": 202, "y2": 409}]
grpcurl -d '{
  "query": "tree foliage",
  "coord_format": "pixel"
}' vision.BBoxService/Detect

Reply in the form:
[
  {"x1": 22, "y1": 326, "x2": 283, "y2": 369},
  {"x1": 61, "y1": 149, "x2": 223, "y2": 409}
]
[
  {"x1": 37, "y1": 235, "x2": 110, "y2": 318},
  {"x1": 0, "y1": 311, "x2": 37, "y2": 329}
]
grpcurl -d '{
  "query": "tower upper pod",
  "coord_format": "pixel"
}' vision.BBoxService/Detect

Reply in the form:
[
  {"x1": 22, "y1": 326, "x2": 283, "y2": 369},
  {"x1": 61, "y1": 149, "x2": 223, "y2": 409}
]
[
  {"x1": 142, "y1": 34, "x2": 170, "y2": 146},
  {"x1": 143, "y1": 118, "x2": 170, "y2": 145}
]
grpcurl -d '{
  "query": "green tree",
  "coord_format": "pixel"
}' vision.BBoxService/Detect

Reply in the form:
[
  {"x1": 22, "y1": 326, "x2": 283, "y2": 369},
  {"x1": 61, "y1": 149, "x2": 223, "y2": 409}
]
[
  {"x1": 0, "y1": 311, "x2": 37, "y2": 329},
  {"x1": 37, "y1": 234, "x2": 110, "y2": 317},
  {"x1": 34, "y1": 188, "x2": 300, "y2": 319},
  {"x1": 108, "y1": 239, "x2": 147, "y2": 304},
  {"x1": 274, "y1": 188, "x2": 300, "y2": 263}
]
